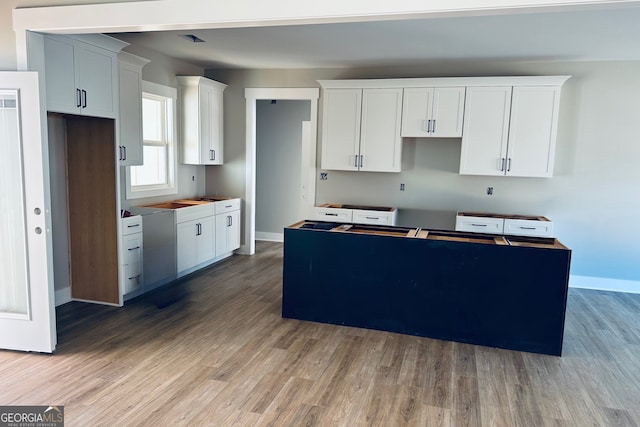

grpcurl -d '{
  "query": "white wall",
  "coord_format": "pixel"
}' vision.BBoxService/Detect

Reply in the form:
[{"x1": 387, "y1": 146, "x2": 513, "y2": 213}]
[{"x1": 206, "y1": 61, "x2": 640, "y2": 288}]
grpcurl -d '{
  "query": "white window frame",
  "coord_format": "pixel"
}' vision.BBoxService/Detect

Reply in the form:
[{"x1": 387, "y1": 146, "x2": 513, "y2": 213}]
[{"x1": 126, "y1": 81, "x2": 178, "y2": 200}]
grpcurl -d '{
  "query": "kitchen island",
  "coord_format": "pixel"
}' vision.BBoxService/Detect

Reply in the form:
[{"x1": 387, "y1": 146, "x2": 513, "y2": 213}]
[{"x1": 282, "y1": 221, "x2": 571, "y2": 356}]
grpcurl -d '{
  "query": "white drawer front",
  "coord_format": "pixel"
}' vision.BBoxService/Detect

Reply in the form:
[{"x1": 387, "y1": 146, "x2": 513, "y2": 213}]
[
  {"x1": 122, "y1": 215, "x2": 143, "y2": 235},
  {"x1": 455, "y1": 216, "x2": 504, "y2": 234},
  {"x1": 214, "y1": 198, "x2": 241, "y2": 215},
  {"x1": 352, "y1": 210, "x2": 396, "y2": 226},
  {"x1": 123, "y1": 262, "x2": 142, "y2": 294},
  {"x1": 504, "y1": 219, "x2": 554, "y2": 237},
  {"x1": 175, "y1": 203, "x2": 215, "y2": 223},
  {"x1": 314, "y1": 207, "x2": 353, "y2": 223},
  {"x1": 122, "y1": 234, "x2": 143, "y2": 264}
]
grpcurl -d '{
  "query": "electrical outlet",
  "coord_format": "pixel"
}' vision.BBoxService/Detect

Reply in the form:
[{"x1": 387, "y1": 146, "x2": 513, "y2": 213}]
[
  {"x1": 487, "y1": 186, "x2": 494, "y2": 195},
  {"x1": 320, "y1": 172, "x2": 328, "y2": 181},
  {"x1": 400, "y1": 183, "x2": 405, "y2": 191}
]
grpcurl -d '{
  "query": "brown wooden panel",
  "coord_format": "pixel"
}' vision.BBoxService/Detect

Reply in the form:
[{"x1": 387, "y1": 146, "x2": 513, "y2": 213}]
[{"x1": 65, "y1": 116, "x2": 118, "y2": 304}]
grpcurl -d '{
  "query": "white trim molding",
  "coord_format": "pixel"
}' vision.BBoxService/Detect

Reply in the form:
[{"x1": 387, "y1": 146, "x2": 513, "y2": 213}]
[
  {"x1": 255, "y1": 232, "x2": 284, "y2": 242},
  {"x1": 242, "y1": 88, "x2": 319, "y2": 255},
  {"x1": 569, "y1": 275, "x2": 640, "y2": 294},
  {"x1": 55, "y1": 287, "x2": 72, "y2": 307}
]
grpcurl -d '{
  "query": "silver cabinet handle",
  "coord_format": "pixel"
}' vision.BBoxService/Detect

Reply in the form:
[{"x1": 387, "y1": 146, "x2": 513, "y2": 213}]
[
  {"x1": 128, "y1": 274, "x2": 141, "y2": 280},
  {"x1": 210, "y1": 149, "x2": 216, "y2": 161},
  {"x1": 354, "y1": 155, "x2": 358, "y2": 168},
  {"x1": 225, "y1": 205, "x2": 232, "y2": 208},
  {"x1": 76, "y1": 89, "x2": 82, "y2": 108},
  {"x1": 366, "y1": 216, "x2": 379, "y2": 220},
  {"x1": 127, "y1": 246, "x2": 141, "y2": 251},
  {"x1": 359, "y1": 155, "x2": 364, "y2": 168},
  {"x1": 519, "y1": 226, "x2": 536, "y2": 230},
  {"x1": 81, "y1": 89, "x2": 87, "y2": 108},
  {"x1": 122, "y1": 146, "x2": 127, "y2": 161},
  {"x1": 325, "y1": 213, "x2": 338, "y2": 216},
  {"x1": 500, "y1": 158, "x2": 506, "y2": 172},
  {"x1": 427, "y1": 119, "x2": 432, "y2": 133},
  {"x1": 471, "y1": 223, "x2": 487, "y2": 227},
  {"x1": 507, "y1": 158, "x2": 512, "y2": 172},
  {"x1": 432, "y1": 119, "x2": 436, "y2": 133},
  {"x1": 127, "y1": 224, "x2": 140, "y2": 228},
  {"x1": 227, "y1": 215, "x2": 232, "y2": 227}
]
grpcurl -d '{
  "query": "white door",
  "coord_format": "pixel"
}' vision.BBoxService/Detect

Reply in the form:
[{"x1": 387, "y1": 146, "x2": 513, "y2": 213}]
[
  {"x1": 401, "y1": 88, "x2": 433, "y2": 137},
  {"x1": 0, "y1": 72, "x2": 56, "y2": 353},
  {"x1": 431, "y1": 87, "x2": 466, "y2": 138}
]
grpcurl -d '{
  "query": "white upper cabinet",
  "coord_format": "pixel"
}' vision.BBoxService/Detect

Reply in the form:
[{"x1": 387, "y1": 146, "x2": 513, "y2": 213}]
[
  {"x1": 177, "y1": 76, "x2": 227, "y2": 165},
  {"x1": 117, "y1": 52, "x2": 149, "y2": 166},
  {"x1": 506, "y1": 86, "x2": 562, "y2": 177},
  {"x1": 460, "y1": 84, "x2": 564, "y2": 177},
  {"x1": 321, "y1": 87, "x2": 402, "y2": 172},
  {"x1": 459, "y1": 86, "x2": 513, "y2": 176},
  {"x1": 44, "y1": 34, "x2": 126, "y2": 118},
  {"x1": 320, "y1": 88, "x2": 362, "y2": 171},
  {"x1": 401, "y1": 87, "x2": 465, "y2": 138}
]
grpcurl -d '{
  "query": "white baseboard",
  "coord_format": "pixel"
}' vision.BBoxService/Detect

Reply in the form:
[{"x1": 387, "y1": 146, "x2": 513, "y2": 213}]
[
  {"x1": 55, "y1": 287, "x2": 72, "y2": 306},
  {"x1": 255, "y1": 231, "x2": 284, "y2": 242},
  {"x1": 569, "y1": 275, "x2": 640, "y2": 294}
]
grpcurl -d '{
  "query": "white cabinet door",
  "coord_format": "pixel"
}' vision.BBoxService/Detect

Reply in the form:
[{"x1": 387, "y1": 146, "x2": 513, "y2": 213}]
[
  {"x1": 43, "y1": 36, "x2": 78, "y2": 114},
  {"x1": 76, "y1": 44, "x2": 117, "y2": 118},
  {"x1": 177, "y1": 76, "x2": 226, "y2": 165},
  {"x1": 401, "y1": 87, "x2": 465, "y2": 138},
  {"x1": 215, "y1": 210, "x2": 241, "y2": 254},
  {"x1": 359, "y1": 88, "x2": 403, "y2": 172},
  {"x1": 321, "y1": 88, "x2": 361, "y2": 171},
  {"x1": 506, "y1": 86, "x2": 561, "y2": 177},
  {"x1": 431, "y1": 87, "x2": 466, "y2": 138},
  {"x1": 117, "y1": 53, "x2": 147, "y2": 166},
  {"x1": 401, "y1": 88, "x2": 433, "y2": 137},
  {"x1": 199, "y1": 84, "x2": 224, "y2": 165},
  {"x1": 196, "y1": 215, "x2": 216, "y2": 265},
  {"x1": 176, "y1": 220, "x2": 198, "y2": 273},
  {"x1": 44, "y1": 35, "x2": 118, "y2": 118},
  {"x1": 459, "y1": 86, "x2": 512, "y2": 176}
]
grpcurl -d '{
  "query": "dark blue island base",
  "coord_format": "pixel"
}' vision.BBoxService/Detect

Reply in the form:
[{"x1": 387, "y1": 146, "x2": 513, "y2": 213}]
[{"x1": 282, "y1": 221, "x2": 571, "y2": 356}]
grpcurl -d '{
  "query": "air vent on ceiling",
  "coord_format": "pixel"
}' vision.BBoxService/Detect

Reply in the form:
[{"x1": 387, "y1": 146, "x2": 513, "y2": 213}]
[{"x1": 182, "y1": 34, "x2": 205, "y2": 43}]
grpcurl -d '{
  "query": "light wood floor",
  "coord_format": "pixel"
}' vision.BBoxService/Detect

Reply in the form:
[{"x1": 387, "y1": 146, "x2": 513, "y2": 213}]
[{"x1": 1, "y1": 241, "x2": 639, "y2": 426}]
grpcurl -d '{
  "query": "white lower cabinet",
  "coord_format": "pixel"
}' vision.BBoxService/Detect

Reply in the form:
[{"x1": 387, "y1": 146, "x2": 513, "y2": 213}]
[
  {"x1": 455, "y1": 212, "x2": 554, "y2": 237},
  {"x1": 214, "y1": 198, "x2": 241, "y2": 255},
  {"x1": 120, "y1": 216, "x2": 143, "y2": 295},
  {"x1": 175, "y1": 204, "x2": 216, "y2": 277},
  {"x1": 314, "y1": 204, "x2": 397, "y2": 226}
]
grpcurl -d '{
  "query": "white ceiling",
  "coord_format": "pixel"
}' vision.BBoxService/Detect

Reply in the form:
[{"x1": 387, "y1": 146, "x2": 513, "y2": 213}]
[{"x1": 110, "y1": 5, "x2": 640, "y2": 69}]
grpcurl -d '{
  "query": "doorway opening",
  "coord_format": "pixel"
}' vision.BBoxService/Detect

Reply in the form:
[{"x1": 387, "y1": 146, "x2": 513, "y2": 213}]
[{"x1": 243, "y1": 88, "x2": 319, "y2": 255}]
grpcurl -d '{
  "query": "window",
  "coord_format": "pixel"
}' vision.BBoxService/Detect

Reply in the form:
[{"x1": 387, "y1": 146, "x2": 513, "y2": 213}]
[{"x1": 126, "y1": 82, "x2": 177, "y2": 199}]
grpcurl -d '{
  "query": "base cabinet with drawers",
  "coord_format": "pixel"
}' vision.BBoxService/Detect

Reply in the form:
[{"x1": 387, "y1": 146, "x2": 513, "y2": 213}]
[
  {"x1": 120, "y1": 215, "x2": 143, "y2": 295},
  {"x1": 455, "y1": 212, "x2": 554, "y2": 238},
  {"x1": 314, "y1": 203, "x2": 398, "y2": 226}
]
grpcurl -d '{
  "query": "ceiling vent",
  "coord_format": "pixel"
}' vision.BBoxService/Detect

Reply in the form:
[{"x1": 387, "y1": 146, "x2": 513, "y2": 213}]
[{"x1": 182, "y1": 34, "x2": 205, "y2": 43}]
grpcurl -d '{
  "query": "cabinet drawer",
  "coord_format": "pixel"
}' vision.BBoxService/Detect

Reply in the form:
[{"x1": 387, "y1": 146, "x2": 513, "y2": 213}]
[
  {"x1": 122, "y1": 234, "x2": 142, "y2": 264},
  {"x1": 123, "y1": 262, "x2": 142, "y2": 294},
  {"x1": 352, "y1": 209, "x2": 397, "y2": 226},
  {"x1": 455, "y1": 216, "x2": 504, "y2": 234},
  {"x1": 504, "y1": 218, "x2": 554, "y2": 237},
  {"x1": 214, "y1": 198, "x2": 241, "y2": 215},
  {"x1": 121, "y1": 215, "x2": 143, "y2": 235},
  {"x1": 175, "y1": 203, "x2": 215, "y2": 223},
  {"x1": 314, "y1": 207, "x2": 353, "y2": 222}
]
